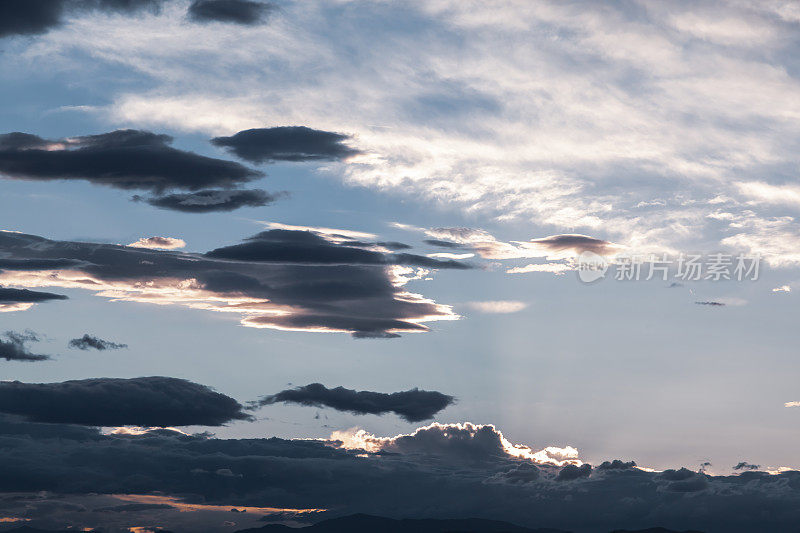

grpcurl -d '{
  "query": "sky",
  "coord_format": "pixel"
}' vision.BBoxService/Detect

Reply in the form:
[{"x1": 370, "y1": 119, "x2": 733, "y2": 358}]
[{"x1": 1, "y1": 1, "x2": 800, "y2": 532}]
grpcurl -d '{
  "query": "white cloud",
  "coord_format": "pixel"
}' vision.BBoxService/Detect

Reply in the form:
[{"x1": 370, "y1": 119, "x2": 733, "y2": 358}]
[
  {"x1": 506, "y1": 263, "x2": 572, "y2": 275},
  {"x1": 464, "y1": 300, "x2": 528, "y2": 314},
  {"x1": 772, "y1": 285, "x2": 792, "y2": 293},
  {"x1": 17, "y1": 1, "x2": 800, "y2": 261},
  {"x1": 736, "y1": 182, "x2": 800, "y2": 207},
  {"x1": 127, "y1": 236, "x2": 187, "y2": 250},
  {"x1": 426, "y1": 252, "x2": 475, "y2": 260},
  {"x1": 784, "y1": 401, "x2": 800, "y2": 408},
  {"x1": 329, "y1": 422, "x2": 581, "y2": 467}
]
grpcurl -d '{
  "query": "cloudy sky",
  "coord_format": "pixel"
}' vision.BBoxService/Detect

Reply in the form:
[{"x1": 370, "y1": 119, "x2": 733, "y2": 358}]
[{"x1": 1, "y1": 1, "x2": 800, "y2": 532}]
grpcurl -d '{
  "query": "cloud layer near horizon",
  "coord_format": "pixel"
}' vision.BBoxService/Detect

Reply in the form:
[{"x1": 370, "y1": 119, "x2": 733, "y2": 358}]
[{"x1": 0, "y1": 417, "x2": 797, "y2": 533}]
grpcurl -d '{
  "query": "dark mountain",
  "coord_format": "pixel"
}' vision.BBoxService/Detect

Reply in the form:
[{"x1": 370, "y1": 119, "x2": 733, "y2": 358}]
[
  {"x1": 610, "y1": 529, "x2": 705, "y2": 533},
  {"x1": 235, "y1": 513, "x2": 568, "y2": 533},
  {"x1": 6, "y1": 528, "x2": 76, "y2": 533}
]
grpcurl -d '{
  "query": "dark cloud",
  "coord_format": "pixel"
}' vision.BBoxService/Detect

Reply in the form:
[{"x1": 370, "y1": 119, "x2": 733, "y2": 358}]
[
  {"x1": 188, "y1": 0, "x2": 274, "y2": 25},
  {"x1": 338, "y1": 240, "x2": 412, "y2": 251},
  {"x1": 0, "y1": 330, "x2": 49, "y2": 362},
  {"x1": 0, "y1": 258, "x2": 81, "y2": 270},
  {"x1": 733, "y1": 462, "x2": 759, "y2": 471},
  {"x1": 0, "y1": 418, "x2": 798, "y2": 532},
  {"x1": 0, "y1": 287, "x2": 68, "y2": 303},
  {"x1": 0, "y1": 0, "x2": 63, "y2": 38},
  {"x1": 556, "y1": 464, "x2": 592, "y2": 481},
  {"x1": 527, "y1": 234, "x2": 618, "y2": 256},
  {"x1": 0, "y1": 229, "x2": 460, "y2": 337},
  {"x1": 253, "y1": 383, "x2": 455, "y2": 422},
  {"x1": 206, "y1": 229, "x2": 471, "y2": 270},
  {"x1": 598, "y1": 460, "x2": 637, "y2": 470},
  {"x1": 68, "y1": 334, "x2": 127, "y2": 351},
  {"x1": 211, "y1": 126, "x2": 361, "y2": 164},
  {"x1": 0, "y1": 0, "x2": 163, "y2": 38},
  {"x1": 0, "y1": 130, "x2": 261, "y2": 193},
  {"x1": 658, "y1": 468, "x2": 709, "y2": 493},
  {"x1": 139, "y1": 188, "x2": 282, "y2": 212},
  {"x1": 378, "y1": 241, "x2": 412, "y2": 251},
  {"x1": 695, "y1": 301, "x2": 725, "y2": 306},
  {"x1": 424, "y1": 239, "x2": 464, "y2": 249},
  {"x1": 0, "y1": 377, "x2": 251, "y2": 427}
]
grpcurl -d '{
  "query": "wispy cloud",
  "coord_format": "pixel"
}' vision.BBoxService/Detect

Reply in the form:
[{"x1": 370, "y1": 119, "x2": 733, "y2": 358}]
[{"x1": 464, "y1": 301, "x2": 528, "y2": 314}]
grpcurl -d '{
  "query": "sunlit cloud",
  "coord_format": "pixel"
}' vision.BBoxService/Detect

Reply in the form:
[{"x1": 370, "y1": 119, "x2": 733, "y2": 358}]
[
  {"x1": 0, "y1": 230, "x2": 461, "y2": 338},
  {"x1": 329, "y1": 422, "x2": 582, "y2": 467},
  {"x1": 506, "y1": 262, "x2": 572, "y2": 275},
  {"x1": 464, "y1": 301, "x2": 528, "y2": 314},
  {"x1": 128, "y1": 236, "x2": 187, "y2": 250}
]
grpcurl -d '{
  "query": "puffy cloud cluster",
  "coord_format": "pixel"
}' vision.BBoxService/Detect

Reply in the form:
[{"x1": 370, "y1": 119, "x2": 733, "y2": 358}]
[{"x1": 330, "y1": 423, "x2": 582, "y2": 467}]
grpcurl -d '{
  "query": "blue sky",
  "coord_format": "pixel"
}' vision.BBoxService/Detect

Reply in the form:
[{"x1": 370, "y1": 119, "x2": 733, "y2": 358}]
[{"x1": 1, "y1": 1, "x2": 800, "y2": 531}]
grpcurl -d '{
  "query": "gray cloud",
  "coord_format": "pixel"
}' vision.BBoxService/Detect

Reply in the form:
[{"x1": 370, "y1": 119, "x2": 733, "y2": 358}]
[
  {"x1": 0, "y1": 330, "x2": 49, "y2": 362},
  {"x1": 139, "y1": 188, "x2": 282, "y2": 212},
  {"x1": 206, "y1": 229, "x2": 471, "y2": 270},
  {"x1": 68, "y1": 334, "x2": 128, "y2": 351},
  {"x1": 424, "y1": 239, "x2": 464, "y2": 249},
  {"x1": 253, "y1": 383, "x2": 455, "y2": 422},
  {"x1": 0, "y1": 287, "x2": 68, "y2": 303},
  {"x1": 211, "y1": 126, "x2": 361, "y2": 164},
  {"x1": 0, "y1": 229, "x2": 462, "y2": 338},
  {"x1": 524, "y1": 234, "x2": 619, "y2": 257},
  {"x1": 0, "y1": 377, "x2": 250, "y2": 427},
  {"x1": 0, "y1": 0, "x2": 163, "y2": 38},
  {"x1": 188, "y1": 0, "x2": 274, "y2": 25},
  {"x1": 0, "y1": 258, "x2": 81, "y2": 270},
  {"x1": 0, "y1": 130, "x2": 261, "y2": 193},
  {"x1": 0, "y1": 0, "x2": 63, "y2": 38},
  {"x1": 695, "y1": 301, "x2": 726, "y2": 307}
]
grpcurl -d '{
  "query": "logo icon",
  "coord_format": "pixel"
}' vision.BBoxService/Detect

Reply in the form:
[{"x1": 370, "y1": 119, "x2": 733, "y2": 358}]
[{"x1": 577, "y1": 251, "x2": 608, "y2": 283}]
